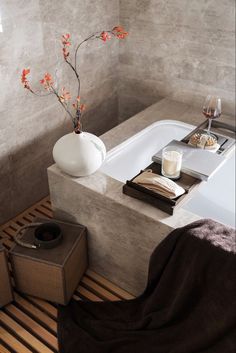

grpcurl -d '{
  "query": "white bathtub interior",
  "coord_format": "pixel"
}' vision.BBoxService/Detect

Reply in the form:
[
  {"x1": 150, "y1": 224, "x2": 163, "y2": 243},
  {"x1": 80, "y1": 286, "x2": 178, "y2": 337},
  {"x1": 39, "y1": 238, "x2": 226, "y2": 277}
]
[
  {"x1": 182, "y1": 151, "x2": 235, "y2": 228},
  {"x1": 101, "y1": 120, "x2": 235, "y2": 228},
  {"x1": 101, "y1": 121, "x2": 192, "y2": 182}
]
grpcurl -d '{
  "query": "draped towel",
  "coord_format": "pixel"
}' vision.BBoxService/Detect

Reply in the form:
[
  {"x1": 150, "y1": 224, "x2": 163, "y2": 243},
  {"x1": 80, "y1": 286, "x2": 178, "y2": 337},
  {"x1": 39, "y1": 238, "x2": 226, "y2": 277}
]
[{"x1": 58, "y1": 219, "x2": 236, "y2": 353}]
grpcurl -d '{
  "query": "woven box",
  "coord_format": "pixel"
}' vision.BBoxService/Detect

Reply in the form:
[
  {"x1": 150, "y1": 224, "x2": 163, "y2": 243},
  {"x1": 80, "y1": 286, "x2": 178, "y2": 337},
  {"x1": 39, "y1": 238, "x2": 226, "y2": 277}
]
[
  {"x1": 9, "y1": 218, "x2": 88, "y2": 305},
  {"x1": 0, "y1": 244, "x2": 13, "y2": 307}
]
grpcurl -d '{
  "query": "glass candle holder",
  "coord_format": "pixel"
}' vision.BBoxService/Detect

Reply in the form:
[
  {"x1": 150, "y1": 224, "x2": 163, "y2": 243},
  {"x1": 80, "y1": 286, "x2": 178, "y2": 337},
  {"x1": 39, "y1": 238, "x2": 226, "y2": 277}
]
[{"x1": 161, "y1": 146, "x2": 183, "y2": 180}]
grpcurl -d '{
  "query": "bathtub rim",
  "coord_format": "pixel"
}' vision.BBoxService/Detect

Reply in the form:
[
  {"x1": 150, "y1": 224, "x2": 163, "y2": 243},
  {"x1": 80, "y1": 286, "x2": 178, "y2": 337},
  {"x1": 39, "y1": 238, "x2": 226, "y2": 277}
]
[
  {"x1": 100, "y1": 118, "x2": 235, "y2": 228},
  {"x1": 103, "y1": 119, "x2": 195, "y2": 164}
]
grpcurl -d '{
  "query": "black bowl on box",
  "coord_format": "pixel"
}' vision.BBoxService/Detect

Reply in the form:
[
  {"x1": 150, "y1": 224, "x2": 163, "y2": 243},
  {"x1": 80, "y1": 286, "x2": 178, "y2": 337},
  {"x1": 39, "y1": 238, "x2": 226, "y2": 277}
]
[{"x1": 34, "y1": 222, "x2": 62, "y2": 249}]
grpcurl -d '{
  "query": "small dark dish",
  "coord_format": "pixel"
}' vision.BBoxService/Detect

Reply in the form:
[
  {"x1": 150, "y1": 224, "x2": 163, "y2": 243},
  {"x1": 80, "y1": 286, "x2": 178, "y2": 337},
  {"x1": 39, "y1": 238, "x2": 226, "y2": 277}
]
[{"x1": 34, "y1": 223, "x2": 62, "y2": 249}]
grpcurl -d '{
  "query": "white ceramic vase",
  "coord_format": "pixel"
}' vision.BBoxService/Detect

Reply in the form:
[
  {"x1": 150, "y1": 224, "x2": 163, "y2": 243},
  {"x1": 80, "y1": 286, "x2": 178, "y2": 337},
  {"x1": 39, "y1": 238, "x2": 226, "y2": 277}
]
[{"x1": 53, "y1": 132, "x2": 106, "y2": 177}]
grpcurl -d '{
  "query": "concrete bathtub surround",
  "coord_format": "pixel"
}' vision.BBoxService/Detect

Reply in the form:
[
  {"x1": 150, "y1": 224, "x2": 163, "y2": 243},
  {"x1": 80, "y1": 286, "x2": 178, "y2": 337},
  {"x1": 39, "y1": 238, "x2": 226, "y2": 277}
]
[{"x1": 48, "y1": 98, "x2": 235, "y2": 295}]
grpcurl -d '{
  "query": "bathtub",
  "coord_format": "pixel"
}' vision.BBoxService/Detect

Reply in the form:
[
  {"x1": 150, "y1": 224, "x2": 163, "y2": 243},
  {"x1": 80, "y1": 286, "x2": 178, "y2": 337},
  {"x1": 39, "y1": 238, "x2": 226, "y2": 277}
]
[
  {"x1": 48, "y1": 100, "x2": 235, "y2": 295},
  {"x1": 101, "y1": 120, "x2": 235, "y2": 228}
]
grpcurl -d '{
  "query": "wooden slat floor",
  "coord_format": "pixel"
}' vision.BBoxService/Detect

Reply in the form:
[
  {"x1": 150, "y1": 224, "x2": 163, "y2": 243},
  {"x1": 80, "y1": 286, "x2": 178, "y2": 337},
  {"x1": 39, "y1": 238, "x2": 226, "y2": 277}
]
[{"x1": 0, "y1": 197, "x2": 134, "y2": 353}]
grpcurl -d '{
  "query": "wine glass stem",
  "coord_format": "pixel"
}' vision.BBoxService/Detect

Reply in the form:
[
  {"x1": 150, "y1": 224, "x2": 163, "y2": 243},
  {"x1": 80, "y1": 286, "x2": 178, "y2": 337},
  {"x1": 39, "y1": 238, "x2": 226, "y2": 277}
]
[{"x1": 207, "y1": 118, "x2": 212, "y2": 135}]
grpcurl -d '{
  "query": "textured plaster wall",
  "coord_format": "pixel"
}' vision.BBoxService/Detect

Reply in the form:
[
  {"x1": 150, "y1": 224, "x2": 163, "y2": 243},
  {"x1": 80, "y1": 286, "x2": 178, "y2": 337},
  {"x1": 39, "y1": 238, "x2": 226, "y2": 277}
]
[
  {"x1": 0, "y1": 0, "x2": 119, "y2": 223},
  {"x1": 119, "y1": 0, "x2": 235, "y2": 121},
  {"x1": 0, "y1": 0, "x2": 235, "y2": 223}
]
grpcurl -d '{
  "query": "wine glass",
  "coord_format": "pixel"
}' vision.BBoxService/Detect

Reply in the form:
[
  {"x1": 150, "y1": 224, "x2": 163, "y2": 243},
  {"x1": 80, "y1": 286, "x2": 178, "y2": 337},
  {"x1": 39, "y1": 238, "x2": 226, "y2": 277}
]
[{"x1": 202, "y1": 95, "x2": 221, "y2": 137}]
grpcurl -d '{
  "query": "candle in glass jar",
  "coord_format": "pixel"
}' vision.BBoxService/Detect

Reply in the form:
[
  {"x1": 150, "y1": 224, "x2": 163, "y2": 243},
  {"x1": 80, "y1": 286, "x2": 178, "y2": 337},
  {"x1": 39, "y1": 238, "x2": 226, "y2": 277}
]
[{"x1": 161, "y1": 147, "x2": 183, "y2": 180}]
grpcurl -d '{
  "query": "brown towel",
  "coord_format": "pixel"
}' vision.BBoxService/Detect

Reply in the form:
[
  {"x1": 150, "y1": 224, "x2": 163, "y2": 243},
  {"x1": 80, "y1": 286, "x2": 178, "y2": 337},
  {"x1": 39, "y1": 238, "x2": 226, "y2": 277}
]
[{"x1": 57, "y1": 219, "x2": 236, "y2": 353}]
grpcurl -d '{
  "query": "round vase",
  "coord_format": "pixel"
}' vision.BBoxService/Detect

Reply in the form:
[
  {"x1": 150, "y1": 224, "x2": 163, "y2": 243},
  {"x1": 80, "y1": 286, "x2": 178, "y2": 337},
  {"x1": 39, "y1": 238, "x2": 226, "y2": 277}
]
[{"x1": 52, "y1": 132, "x2": 106, "y2": 177}]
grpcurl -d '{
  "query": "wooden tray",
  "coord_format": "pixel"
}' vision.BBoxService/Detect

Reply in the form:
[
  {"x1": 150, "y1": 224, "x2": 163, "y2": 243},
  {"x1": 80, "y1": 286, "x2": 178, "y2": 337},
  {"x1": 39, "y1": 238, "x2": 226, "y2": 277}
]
[{"x1": 123, "y1": 163, "x2": 201, "y2": 215}]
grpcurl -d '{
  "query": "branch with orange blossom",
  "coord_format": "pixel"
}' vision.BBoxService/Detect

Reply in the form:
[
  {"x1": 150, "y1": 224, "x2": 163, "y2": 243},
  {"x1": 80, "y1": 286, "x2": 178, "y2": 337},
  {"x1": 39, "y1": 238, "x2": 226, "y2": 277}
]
[{"x1": 21, "y1": 26, "x2": 128, "y2": 133}]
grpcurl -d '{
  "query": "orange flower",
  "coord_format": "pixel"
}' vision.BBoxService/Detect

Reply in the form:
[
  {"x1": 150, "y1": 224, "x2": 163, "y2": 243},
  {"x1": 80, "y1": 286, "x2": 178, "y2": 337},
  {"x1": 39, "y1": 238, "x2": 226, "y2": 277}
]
[
  {"x1": 72, "y1": 96, "x2": 81, "y2": 108},
  {"x1": 72, "y1": 97, "x2": 85, "y2": 111},
  {"x1": 21, "y1": 68, "x2": 31, "y2": 89},
  {"x1": 62, "y1": 33, "x2": 71, "y2": 46},
  {"x1": 59, "y1": 87, "x2": 71, "y2": 102},
  {"x1": 80, "y1": 104, "x2": 86, "y2": 112},
  {"x1": 40, "y1": 72, "x2": 53, "y2": 90},
  {"x1": 62, "y1": 33, "x2": 71, "y2": 60},
  {"x1": 112, "y1": 26, "x2": 124, "y2": 32},
  {"x1": 100, "y1": 31, "x2": 111, "y2": 42},
  {"x1": 62, "y1": 47, "x2": 69, "y2": 59},
  {"x1": 44, "y1": 73, "x2": 53, "y2": 82},
  {"x1": 21, "y1": 68, "x2": 30, "y2": 82},
  {"x1": 112, "y1": 26, "x2": 128, "y2": 39},
  {"x1": 116, "y1": 33, "x2": 128, "y2": 39}
]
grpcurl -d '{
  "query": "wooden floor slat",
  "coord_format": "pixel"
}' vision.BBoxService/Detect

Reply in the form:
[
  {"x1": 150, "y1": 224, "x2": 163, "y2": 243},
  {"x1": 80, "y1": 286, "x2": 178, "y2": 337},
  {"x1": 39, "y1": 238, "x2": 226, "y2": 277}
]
[
  {"x1": 75, "y1": 285, "x2": 103, "y2": 302},
  {"x1": 2, "y1": 228, "x2": 16, "y2": 238},
  {"x1": 0, "y1": 327, "x2": 32, "y2": 353},
  {"x1": 86, "y1": 269, "x2": 135, "y2": 300},
  {"x1": 4, "y1": 306, "x2": 58, "y2": 351},
  {"x1": 0, "y1": 342, "x2": 12, "y2": 353},
  {"x1": 13, "y1": 293, "x2": 57, "y2": 334},
  {"x1": 0, "y1": 311, "x2": 54, "y2": 353},
  {"x1": 0, "y1": 196, "x2": 134, "y2": 353},
  {"x1": 81, "y1": 276, "x2": 121, "y2": 301},
  {"x1": 34, "y1": 205, "x2": 53, "y2": 218},
  {"x1": 0, "y1": 238, "x2": 13, "y2": 250},
  {"x1": 25, "y1": 296, "x2": 57, "y2": 320}
]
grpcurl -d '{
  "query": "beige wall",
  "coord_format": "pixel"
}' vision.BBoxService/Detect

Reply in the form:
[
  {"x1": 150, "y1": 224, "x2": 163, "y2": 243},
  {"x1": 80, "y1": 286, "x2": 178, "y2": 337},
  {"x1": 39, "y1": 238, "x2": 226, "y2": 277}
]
[
  {"x1": 0, "y1": 0, "x2": 119, "y2": 223},
  {"x1": 0, "y1": 0, "x2": 235, "y2": 223},
  {"x1": 119, "y1": 0, "x2": 235, "y2": 121}
]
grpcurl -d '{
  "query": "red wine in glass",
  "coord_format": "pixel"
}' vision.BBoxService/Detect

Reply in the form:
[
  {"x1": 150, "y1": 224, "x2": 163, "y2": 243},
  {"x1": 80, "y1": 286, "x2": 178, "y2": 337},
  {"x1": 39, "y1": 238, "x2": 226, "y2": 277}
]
[{"x1": 202, "y1": 95, "x2": 221, "y2": 136}]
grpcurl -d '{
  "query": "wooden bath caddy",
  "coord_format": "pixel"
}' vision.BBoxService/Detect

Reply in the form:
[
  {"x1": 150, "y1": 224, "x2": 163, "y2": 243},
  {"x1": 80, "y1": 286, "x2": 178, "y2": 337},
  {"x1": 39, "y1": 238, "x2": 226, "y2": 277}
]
[{"x1": 123, "y1": 163, "x2": 201, "y2": 215}]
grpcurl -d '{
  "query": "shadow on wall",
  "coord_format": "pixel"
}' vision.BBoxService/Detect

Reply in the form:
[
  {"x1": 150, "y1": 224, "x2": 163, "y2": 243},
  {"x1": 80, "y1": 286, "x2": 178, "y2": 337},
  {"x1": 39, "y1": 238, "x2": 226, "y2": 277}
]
[
  {"x1": 118, "y1": 84, "x2": 163, "y2": 123},
  {"x1": 0, "y1": 95, "x2": 119, "y2": 225},
  {"x1": 82, "y1": 95, "x2": 118, "y2": 136},
  {"x1": 0, "y1": 123, "x2": 67, "y2": 225}
]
